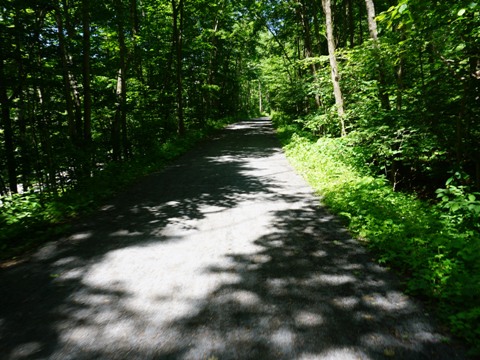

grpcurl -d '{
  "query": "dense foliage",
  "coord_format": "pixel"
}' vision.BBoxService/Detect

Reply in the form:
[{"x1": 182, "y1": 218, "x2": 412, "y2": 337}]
[
  {"x1": 0, "y1": 0, "x2": 260, "y2": 195},
  {"x1": 258, "y1": 0, "x2": 479, "y2": 196}
]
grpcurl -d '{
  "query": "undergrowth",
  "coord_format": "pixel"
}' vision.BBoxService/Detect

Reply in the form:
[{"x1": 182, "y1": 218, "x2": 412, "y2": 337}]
[
  {"x1": 273, "y1": 113, "x2": 480, "y2": 356},
  {"x1": 0, "y1": 117, "x2": 236, "y2": 261}
]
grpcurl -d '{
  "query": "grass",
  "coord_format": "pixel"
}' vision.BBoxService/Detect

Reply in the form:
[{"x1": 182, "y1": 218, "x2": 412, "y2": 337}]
[{"x1": 273, "y1": 113, "x2": 480, "y2": 356}]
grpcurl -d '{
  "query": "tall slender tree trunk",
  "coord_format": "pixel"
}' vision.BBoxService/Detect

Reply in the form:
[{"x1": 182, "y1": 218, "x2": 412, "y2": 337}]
[
  {"x1": 258, "y1": 81, "x2": 263, "y2": 114},
  {"x1": 358, "y1": 0, "x2": 364, "y2": 45},
  {"x1": 0, "y1": 51, "x2": 18, "y2": 193},
  {"x1": 130, "y1": 0, "x2": 143, "y2": 81},
  {"x1": 15, "y1": 5, "x2": 30, "y2": 190},
  {"x1": 112, "y1": 67, "x2": 122, "y2": 161},
  {"x1": 82, "y1": 0, "x2": 92, "y2": 149},
  {"x1": 55, "y1": 6, "x2": 76, "y2": 141},
  {"x1": 467, "y1": 32, "x2": 480, "y2": 187},
  {"x1": 347, "y1": 0, "x2": 355, "y2": 47},
  {"x1": 396, "y1": 55, "x2": 404, "y2": 110},
  {"x1": 322, "y1": 0, "x2": 346, "y2": 136},
  {"x1": 312, "y1": 1, "x2": 324, "y2": 55},
  {"x1": 299, "y1": 0, "x2": 321, "y2": 109},
  {"x1": 113, "y1": 0, "x2": 128, "y2": 160},
  {"x1": 32, "y1": 8, "x2": 57, "y2": 190},
  {"x1": 364, "y1": 0, "x2": 391, "y2": 110},
  {"x1": 206, "y1": 6, "x2": 222, "y2": 120},
  {"x1": 61, "y1": 0, "x2": 83, "y2": 141},
  {"x1": 36, "y1": 85, "x2": 56, "y2": 191},
  {"x1": 172, "y1": 0, "x2": 185, "y2": 136}
]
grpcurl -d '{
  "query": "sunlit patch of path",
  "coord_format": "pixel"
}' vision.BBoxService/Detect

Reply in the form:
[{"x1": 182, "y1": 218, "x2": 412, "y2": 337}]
[{"x1": 0, "y1": 118, "x2": 466, "y2": 359}]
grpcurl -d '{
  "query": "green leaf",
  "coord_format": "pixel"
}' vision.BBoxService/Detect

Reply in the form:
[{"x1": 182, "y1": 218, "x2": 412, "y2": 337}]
[
  {"x1": 457, "y1": 8, "x2": 466, "y2": 16},
  {"x1": 376, "y1": 13, "x2": 387, "y2": 22},
  {"x1": 450, "y1": 204, "x2": 460, "y2": 212},
  {"x1": 398, "y1": 4, "x2": 408, "y2": 14}
]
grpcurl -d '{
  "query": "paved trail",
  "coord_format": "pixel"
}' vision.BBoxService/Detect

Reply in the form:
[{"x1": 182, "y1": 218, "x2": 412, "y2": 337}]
[{"x1": 0, "y1": 119, "x2": 466, "y2": 359}]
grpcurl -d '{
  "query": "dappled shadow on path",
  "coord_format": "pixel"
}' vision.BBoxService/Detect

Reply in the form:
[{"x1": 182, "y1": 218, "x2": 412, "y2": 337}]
[
  {"x1": 0, "y1": 118, "x2": 466, "y2": 359},
  {"x1": 161, "y1": 202, "x2": 466, "y2": 359}
]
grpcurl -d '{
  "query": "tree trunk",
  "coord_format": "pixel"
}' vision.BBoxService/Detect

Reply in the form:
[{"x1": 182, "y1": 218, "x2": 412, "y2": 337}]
[
  {"x1": 364, "y1": 0, "x2": 391, "y2": 110},
  {"x1": 364, "y1": 0, "x2": 379, "y2": 42},
  {"x1": 312, "y1": 1, "x2": 323, "y2": 55},
  {"x1": 15, "y1": 5, "x2": 31, "y2": 190},
  {"x1": 82, "y1": 0, "x2": 92, "y2": 148},
  {"x1": 0, "y1": 52, "x2": 18, "y2": 193},
  {"x1": 54, "y1": 6, "x2": 76, "y2": 141},
  {"x1": 112, "y1": 68, "x2": 122, "y2": 161},
  {"x1": 322, "y1": 0, "x2": 346, "y2": 136},
  {"x1": 32, "y1": 8, "x2": 57, "y2": 190},
  {"x1": 206, "y1": 6, "x2": 222, "y2": 120},
  {"x1": 36, "y1": 85, "x2": 57, "y2": 191},
  {"x1": 467, "y1": 37, "x2": 480, "y2": 188},
  {"x1": 258, "y1": 81, "x2": 263, "y2": 114},
  {"x1": 172, "y1": 0, "x2": 185, "y2": 136},
  {"x1": 130, "y1": 0, "x2": 143, "y2": 82},
  {"x1": 113, "y1": 0, "x2": 128, "y2": 160},
  {"x1": 61, "y1": 0, "x2": 83, "y2": 141},
  {"x1": 396, "y1": 56, "x2": 404, "y2": 110},
  {"x1": 358, "y1": 0, "x2": 364, "y2": 45},
  {"x1": 299, "y1": 0, "x2": 321, "y2": 108},
  {"x1": 347, "y1": 0, "x2": 355, "y2": 47}
]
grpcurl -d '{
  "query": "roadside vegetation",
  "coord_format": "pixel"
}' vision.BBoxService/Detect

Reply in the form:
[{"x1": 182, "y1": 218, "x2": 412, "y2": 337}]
[
  {"x1": 255, "y1": 1, "x2": 479, "y2": 353},
  {"x1": 273, "y1": 113, "x2": 480, "y2": 355},
  {"x1": 0, "y1": 117, "x2": 239, "y2": 261}
]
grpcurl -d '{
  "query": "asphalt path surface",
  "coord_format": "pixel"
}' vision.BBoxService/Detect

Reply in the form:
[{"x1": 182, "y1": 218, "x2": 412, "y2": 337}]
[{"x1": 0, "y1": 118, "x2": 467, "y2": 359}]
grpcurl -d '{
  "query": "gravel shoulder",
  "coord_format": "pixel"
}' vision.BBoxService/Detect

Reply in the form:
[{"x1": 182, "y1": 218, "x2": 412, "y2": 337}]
[{"x1": 0, "y1": 118, "x2": 467, "y2": 359}]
